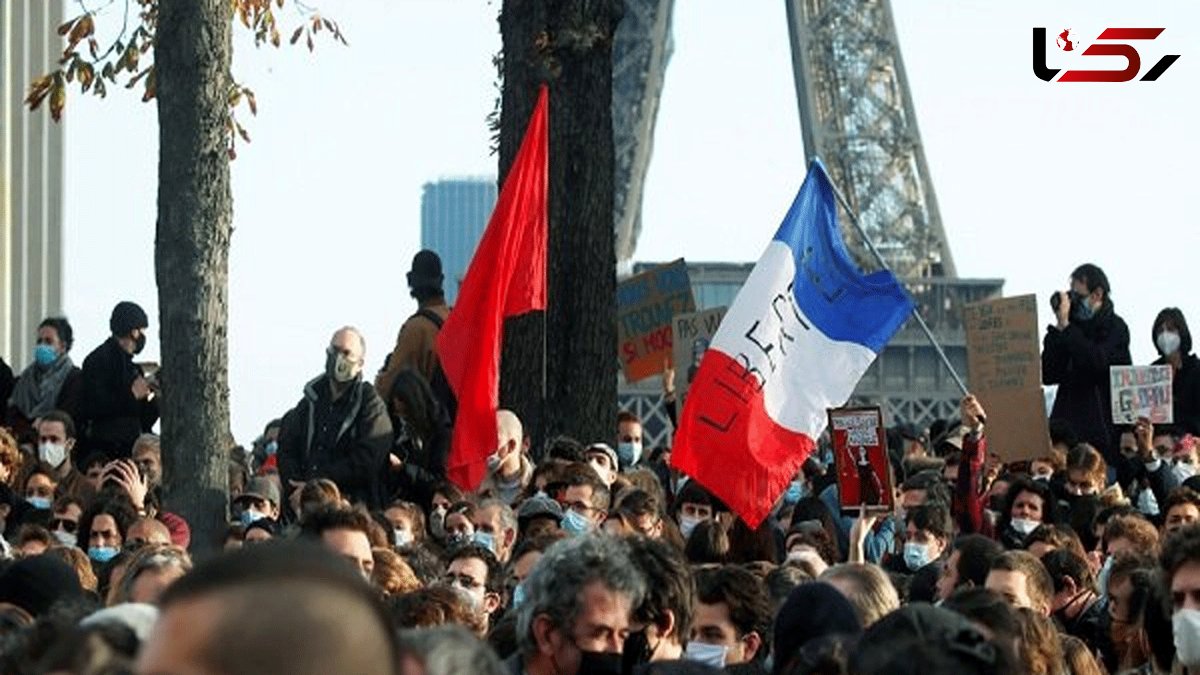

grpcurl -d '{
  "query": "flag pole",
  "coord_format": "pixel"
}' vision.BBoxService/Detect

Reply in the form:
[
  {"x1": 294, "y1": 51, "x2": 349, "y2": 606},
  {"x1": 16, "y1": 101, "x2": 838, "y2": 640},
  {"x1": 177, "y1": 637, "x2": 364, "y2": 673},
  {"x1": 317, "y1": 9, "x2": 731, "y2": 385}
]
[{"x1": 822, "y1": 162, "x2": 970, "y2": 400}]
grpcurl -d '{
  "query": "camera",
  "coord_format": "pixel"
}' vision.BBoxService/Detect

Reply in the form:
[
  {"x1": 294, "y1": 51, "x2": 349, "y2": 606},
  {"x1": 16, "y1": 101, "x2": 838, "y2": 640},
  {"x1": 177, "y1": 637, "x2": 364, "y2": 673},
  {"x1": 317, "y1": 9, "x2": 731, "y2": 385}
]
[{"x1": 1050, "y1": 292, "x2": 1063, "y2": 312}]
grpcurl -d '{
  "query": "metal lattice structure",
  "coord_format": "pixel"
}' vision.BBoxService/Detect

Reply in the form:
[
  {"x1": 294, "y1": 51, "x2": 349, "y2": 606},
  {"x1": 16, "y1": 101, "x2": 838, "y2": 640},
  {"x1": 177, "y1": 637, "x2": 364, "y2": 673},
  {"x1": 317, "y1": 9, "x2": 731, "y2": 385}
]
[
  {"x1": 785, "y1": 0, "x2": 955, "y2": 279},
  {"x1": 612, "y1": 0, "x2": 675, "y2": 264}
]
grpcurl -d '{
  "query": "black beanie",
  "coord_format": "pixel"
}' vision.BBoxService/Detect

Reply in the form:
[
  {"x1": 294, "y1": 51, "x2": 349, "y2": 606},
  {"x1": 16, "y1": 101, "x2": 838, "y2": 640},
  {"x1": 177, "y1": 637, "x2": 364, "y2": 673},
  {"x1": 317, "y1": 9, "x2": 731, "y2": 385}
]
[
  {"x1": 110, "y1": 301, "x2": 149, "y2": 336},
  {"x1": 0, "y1": 555, "x2": 84, "y2": 617}
]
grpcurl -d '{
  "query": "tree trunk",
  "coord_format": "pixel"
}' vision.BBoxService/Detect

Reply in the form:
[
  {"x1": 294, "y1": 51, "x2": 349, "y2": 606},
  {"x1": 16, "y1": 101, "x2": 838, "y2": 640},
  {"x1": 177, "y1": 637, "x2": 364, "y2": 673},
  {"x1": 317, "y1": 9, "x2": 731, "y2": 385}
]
[
  {"x1": 499, "y1": 0, "x2": 622, "y2": 455},
  {"x1": 154, "y1": 0, "x2": 234, "y2": 555}
]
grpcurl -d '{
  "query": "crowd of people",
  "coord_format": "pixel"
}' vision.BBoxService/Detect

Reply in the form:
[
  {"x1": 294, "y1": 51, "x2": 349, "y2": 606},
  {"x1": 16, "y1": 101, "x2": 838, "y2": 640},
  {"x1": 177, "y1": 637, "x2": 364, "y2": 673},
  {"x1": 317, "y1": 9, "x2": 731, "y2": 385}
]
[{"x1": 0, "y1": 256, "x2": 1197, "y2": 675}]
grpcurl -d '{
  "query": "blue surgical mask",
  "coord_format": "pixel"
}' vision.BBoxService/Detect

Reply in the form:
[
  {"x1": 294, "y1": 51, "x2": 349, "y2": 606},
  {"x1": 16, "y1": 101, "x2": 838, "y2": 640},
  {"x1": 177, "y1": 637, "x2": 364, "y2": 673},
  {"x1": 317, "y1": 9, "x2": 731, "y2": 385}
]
[
  {"x1": 784, "y1": 479, "x2": 807, "y2": 505},
  {"x1": 473, "y1": 531, "x2": 496, "y2": 554},
  {"x1": 265, "y1": 440, "x2": 278, "y2": 456},
  {"x1": 33, "y1": 344, "x2": 58, "y2": 367},
  {"x1": 511, "y1": 582, "x2": 527, "y2": 608},
  {"x1": 89, "y1": 546, "x2": 120, "y2": 564},
  {"x1": 617, "y1": 441, "x2": 642, "y2": 467},
  {"x1": 26, "y1": 496, "x2": 52, "y2": 510},
  {"x1": 239, "y1": 509, "x2": 267, "y2": 527},
  {"x1": 561, "y1": 508, "x2": 591, "y2": 536},
  {"x1": 685, "y1": 641, "x2": 728, "y2": 668},
  {"x1": 903, "y1": 542, "x2": 932, "y2": 571},
  {"x1": 1071, "y1": 293, "x2": 1096, "y2": 321}
]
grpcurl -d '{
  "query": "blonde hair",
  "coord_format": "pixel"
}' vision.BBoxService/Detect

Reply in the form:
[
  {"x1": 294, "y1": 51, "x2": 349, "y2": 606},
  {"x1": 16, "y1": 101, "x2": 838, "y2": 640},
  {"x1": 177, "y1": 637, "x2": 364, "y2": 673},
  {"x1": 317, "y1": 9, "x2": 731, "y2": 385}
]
[
  {"x1": 821, "y1": 563, "x2": 900, "y2": 627},
  {"x1": 0, "y1": 428, "x2": 23, "y2": 487}
]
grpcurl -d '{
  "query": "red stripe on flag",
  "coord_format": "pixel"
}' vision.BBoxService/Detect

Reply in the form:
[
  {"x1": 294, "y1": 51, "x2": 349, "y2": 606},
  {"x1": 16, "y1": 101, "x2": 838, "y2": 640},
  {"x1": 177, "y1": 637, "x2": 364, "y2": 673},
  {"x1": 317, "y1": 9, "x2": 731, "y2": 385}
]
[{"x1": 670, "y1": 349, "x2": 816, "y2": 528}]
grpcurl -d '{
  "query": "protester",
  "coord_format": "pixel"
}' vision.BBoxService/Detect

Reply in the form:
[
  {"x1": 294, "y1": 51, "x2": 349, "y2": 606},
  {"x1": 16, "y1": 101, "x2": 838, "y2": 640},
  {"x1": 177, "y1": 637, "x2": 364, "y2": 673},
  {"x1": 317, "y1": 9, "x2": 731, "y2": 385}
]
[
  {"x1": 277, "y1": 326, "x2": 393, "y2": 510},
  {"x1": 299, "y1": 506, "x2": 377, "y2": 580},
  {"x1": 376, "y1": 250, "x2": 450, "y2": 400},
  {"x1": 478, "y1": 410, "x2": 530, "y2": 506},
  {"x1": 4, "y1": 317, "x2": 83, "y2": 443},
  {"x1": 1151, "y1": 308, "x2": 1200, "y2": 435},
  {"x1": 79, "y1": 301, "x2": 159, "y2": 459},
  {"x1": 1042, "y1": 263, "x2": 1132, "y2": 459},
  {"x1": 386, "y1": 368, "x2": 452, "y2": 507},
  {"x1": 985, "y1": 550, "x2": 1054, "y2": 616}
]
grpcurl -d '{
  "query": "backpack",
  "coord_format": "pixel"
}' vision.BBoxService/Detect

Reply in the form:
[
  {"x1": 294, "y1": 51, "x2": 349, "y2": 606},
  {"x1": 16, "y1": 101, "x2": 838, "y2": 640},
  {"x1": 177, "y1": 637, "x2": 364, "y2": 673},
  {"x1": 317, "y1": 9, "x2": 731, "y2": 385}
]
[{"x1": 414, "y1": 308, "x2": 458, "y2": 423}]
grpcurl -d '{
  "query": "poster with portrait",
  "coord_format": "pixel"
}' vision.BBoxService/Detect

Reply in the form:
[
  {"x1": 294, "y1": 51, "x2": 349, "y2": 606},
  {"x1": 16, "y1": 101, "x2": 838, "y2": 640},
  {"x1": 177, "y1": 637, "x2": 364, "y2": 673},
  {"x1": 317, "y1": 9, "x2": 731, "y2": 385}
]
[
  {"x1": 671, "y1": 306, "x2": 727, "y2": 419},
  {"x1": 829, "y1": 406, "x2": 894, "y2": 516}
]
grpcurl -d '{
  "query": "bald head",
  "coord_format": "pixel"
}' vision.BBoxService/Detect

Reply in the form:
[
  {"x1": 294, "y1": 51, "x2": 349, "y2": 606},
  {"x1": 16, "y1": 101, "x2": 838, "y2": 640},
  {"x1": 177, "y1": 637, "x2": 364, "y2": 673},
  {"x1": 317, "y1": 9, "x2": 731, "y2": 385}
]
[
  {"x1": 497, "y1": 410, "x2": 523, "y2": 453},
  {"x1": 128, "y1": 518, "x2": 172, "y2": 547},
  {"x1": 331, "y1": 327, "x2": 366, "y2": 358}
]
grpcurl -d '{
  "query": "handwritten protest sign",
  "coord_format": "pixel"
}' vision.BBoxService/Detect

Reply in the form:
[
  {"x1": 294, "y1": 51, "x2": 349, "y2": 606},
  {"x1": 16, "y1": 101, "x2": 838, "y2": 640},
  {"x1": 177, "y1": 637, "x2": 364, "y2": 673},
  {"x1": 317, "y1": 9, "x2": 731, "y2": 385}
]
[
  {"x1": 671, "y1": 307, "x2": 727, "y2": 419},
  {"x1": 829, "y1": 407, "x2": 893, "y2": 515},
  {"x1": 1110, "y1": 366, "x2": 1173, "y2": 424},
  {"x1": 964, "y1": 294, "x2": 1051, "y2": 462},
  {"x1": 617, "y1": 259, "x2": 696, "y2": 382}
]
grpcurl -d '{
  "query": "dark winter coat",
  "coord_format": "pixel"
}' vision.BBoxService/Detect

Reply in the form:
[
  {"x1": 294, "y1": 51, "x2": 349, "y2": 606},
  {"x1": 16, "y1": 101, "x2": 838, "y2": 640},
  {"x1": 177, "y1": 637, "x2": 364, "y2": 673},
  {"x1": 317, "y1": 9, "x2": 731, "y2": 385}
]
[
  {"x1": 1043, "y1": 301, "x2": 1131, "y2": 460},
  {"x1": 277, "y1": 375, "x2": 393, "y2": 510},
  {"x1": 1152, "y1": 352, "x2": 1200, "y2": 436},
  {"x1": 79, "y1": 338, "x2": 159, "y2": 458}
]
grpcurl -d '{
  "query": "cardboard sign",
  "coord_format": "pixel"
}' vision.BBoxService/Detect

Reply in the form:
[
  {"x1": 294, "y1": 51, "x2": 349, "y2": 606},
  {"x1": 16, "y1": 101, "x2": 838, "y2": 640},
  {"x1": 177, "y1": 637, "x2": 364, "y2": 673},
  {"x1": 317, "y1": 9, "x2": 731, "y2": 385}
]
[
  {"x1": 829, "y1": 407, "x2": 894, "y2": 515},
  {"x1": 1110, "y1": 365, "x2": 1173, "y2": 424},
  {"x1": 964, "y1": 294, "x2": 1052, "y2": 462},
  {"x1": 617, "y1": 259, "x2": 696, "y2": 382},
  {"x1": 672, "y1": 306, "x2": 727, "y2": 419}
]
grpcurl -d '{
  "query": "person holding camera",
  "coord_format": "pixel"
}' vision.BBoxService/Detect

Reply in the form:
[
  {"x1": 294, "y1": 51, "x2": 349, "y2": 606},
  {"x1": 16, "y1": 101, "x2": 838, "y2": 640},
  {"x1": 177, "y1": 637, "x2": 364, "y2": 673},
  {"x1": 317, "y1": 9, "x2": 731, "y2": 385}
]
[{"x1": 1042, "y1": 263, "x2": 1131, "y2": 462}]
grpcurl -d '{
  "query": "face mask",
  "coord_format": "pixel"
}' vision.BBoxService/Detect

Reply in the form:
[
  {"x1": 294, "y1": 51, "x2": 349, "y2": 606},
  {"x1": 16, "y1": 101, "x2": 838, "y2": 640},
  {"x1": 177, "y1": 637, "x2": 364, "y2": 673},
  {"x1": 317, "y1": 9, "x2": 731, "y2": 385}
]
[
  {"x1": 679, "y1": 515, "x2": 702, "y2": 540},
  {"x1": 784, "y1": 479, "x2": 807, "y2": 505},
  {"x1": 447, "y1": 531, "x2": 471, "y2": 547},
  {"x1": 325, "y1": 350, "x2": 359, "y2": 383},
  {"x1": 1137, "y1": 486, "x2": 1161, "y2": 517},
  {"x1": 616, "y1": 441, "x2": 642, "y2": 467},
  {"x1": 685, "y1": 641, "x2": 728, "y2": 669},
  {"x1": 1071, "y1": 293, "x2": 1095, "y2": 321},
  {"x1": 133, "y1": 331, "x2": 147, "y2": 355},
  {"x1": 588, "y1": 459, "x2": 611, "y2": 483},
  {"x1": 1010, "y1": 518, "x2": 1040, "y2": 536},
  {"x1": 430, "y1": 507, "x2": 448, "y2": 538},
  {"x1": 1175, "y1": 461, "x2": 1198, "y2": 483},
  {"x1": 1098, "y1": 555, "x2": 1114, "y2": 597},
  {"x1": 472, "y1": 531, "x2": 496, "y2": 554},
  {"x1": 239, "y1": 509, "x2": 267, "y2": 527},
  {"x1": 1174, "y1": 609, "x2": 1200, "y2": 667},
  {"x1": 622, "y1": 630, "x2": 655, "y2": 672},
  {"x1": 89, "y1": 546, "x2": 120, "y2": 564},
  {"x1": 53, "y1": 529, "x2": 77, "y2": 547},
  {"x1": 265, "y1": 440, "x2": 278, "y2": 456},
  {"x1": 1033, "y1": 473, "x2": 1051, "y2": 483},
  {"x1": 486, "y1": 452, "x2": 503, "y2": 473},
  {"x1": 38, "y1": 441, "x2": 68, "y2": 468},
  {"x1": 33, "y1": 344, "x2": 58, "y2": 367},
  {"x1": 511, "y1": 582, "x2": 527, "y2": 608},
  {"x1": 26, "y1": 496, "x2": 52, "y2": 510},
  {"x1": 394, "y1": 529, "x2": 412, "y2": 548},
  {"x1": 561, "y1": 508, "x2": 591, "y2": 536},
  {"x1": 1158, "y1": 330, "x2": 1182, "y2": 357},
  {"x1": 904, "y1": 542, "x2": 933, "y2": 571},
  {"x1": 576, "y1": 650, "x2": 623, "y2": 675}
]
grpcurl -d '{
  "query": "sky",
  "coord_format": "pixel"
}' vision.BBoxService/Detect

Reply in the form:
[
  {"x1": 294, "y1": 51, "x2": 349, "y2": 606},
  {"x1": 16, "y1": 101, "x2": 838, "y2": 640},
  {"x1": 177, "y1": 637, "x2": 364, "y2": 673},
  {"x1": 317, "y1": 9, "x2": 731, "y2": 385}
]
[{"x1": 55, "y1": 0, "x2": 1198, "y2": 445}]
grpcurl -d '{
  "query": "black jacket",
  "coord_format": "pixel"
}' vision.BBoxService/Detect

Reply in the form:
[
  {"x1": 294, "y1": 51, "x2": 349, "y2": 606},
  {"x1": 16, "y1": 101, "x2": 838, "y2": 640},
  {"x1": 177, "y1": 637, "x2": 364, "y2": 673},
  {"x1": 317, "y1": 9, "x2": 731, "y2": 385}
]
[
  {"x1": 1043, "y1": 301, "x2": 1131, "y2": 459},
  {"x1": 1152, "y1": 352, "x2": 1200, "y2": 436},
  {"x1": 79, "y1": 338, "x2": 159, "y2": 458},
  {"x1": 277, "y1": 375, "x2": 393, "y2": 510}
]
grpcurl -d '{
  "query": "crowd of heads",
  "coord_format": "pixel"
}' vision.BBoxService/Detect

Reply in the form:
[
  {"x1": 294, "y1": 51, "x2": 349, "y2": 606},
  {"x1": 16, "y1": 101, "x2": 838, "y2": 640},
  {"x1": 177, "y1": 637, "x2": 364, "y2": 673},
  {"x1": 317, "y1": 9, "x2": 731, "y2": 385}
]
[{"x1": 0, "y1": 258, "x2": 1197, "y2": 675}]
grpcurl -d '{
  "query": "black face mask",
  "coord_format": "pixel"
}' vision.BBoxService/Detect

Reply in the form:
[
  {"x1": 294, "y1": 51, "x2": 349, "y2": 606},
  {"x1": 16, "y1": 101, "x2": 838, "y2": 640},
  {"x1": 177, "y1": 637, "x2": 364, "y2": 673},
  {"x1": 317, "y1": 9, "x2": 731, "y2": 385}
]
[
  {"x1": 133, "y1": 331, "x2": 147, "y2": 355},
  {"x1": 622, "y1": 630, "x2": 655, "y2": 674},
  {"x1": 577, "y1": 650, "x2": 623, "y2": 675}
]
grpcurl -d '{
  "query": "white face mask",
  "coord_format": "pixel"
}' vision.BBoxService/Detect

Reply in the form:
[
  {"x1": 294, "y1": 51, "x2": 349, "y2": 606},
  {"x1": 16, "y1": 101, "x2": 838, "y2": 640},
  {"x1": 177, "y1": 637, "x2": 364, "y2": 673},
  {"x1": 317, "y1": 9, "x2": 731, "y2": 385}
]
[
  {"x1": 1175, "y1": 608, "x2": 1200, "y2": 667},
  {"x1": 394, "y1": 529, "x2": 412, "y2": 548},
  {"x1": 1158, "y1": 330, "x2": 1182, "y2": 356},
  {"x1": 1010, "y1": 518, "x2": 1040, "y2": 536},
  {"x1": 679, "y1": 515, "x2": 702, "y2": 540},
  {"x1": 53, "y1": 529, "x2": 77, "y2": 547},
  {"x1": 1175, "y1": 461, "x2": 1198, "y2": 483},
  {"x1": 38, "y1": 441, "x2": 67, "y2": 468},
  {"x1": 684, "y1": 641, "x2": 728, "y2": 669}
]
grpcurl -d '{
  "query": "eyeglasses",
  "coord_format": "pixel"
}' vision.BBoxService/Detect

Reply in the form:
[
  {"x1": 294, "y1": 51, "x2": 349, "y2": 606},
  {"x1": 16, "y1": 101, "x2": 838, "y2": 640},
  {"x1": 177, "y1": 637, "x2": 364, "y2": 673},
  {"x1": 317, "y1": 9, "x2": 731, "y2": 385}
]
[
  {"x1": 52, "y1": 518, "x2": 78, "y2": 534},
  {"x1": 562, "y1": 501, "x2": 597, "y2": 515}
]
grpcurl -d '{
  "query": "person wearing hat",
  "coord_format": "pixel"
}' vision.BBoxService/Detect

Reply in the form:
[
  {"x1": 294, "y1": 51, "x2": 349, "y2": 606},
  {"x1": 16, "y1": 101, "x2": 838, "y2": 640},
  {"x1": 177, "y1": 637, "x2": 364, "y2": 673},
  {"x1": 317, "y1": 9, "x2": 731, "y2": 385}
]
[
  {"x1": 585, "y1": 443, "x2": 620, "y2": 487},
  {"x1": 375, "y1": 250, "x2": 450, "y2": 401},
  {"x1": 79, "y1": 301, "x2": 159, "y2": 459},
  {"x1": 233, "y1": 476, "x2": 282, "y2": 527},
  {"x1": 517, "y1": 493, "x2": 564, "y2": 539}
]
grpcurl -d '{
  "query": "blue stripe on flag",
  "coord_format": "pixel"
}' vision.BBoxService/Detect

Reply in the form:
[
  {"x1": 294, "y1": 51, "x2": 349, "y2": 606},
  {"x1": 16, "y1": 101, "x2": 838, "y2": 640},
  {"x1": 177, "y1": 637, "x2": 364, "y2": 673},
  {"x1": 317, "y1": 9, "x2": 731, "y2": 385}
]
[{"x1": 771, "y1": 160, "x2": 915, "y2": 353}]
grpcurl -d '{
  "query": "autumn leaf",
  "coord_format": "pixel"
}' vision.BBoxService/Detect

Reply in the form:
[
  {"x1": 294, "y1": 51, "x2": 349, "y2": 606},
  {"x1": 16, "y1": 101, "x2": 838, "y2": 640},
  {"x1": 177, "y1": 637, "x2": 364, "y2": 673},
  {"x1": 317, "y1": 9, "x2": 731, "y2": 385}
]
[
  {"x1": 290, "y1": 25, "x2": 303, "y2": 45},
  {"x1": 49, "y1": 77, "x2": 67, "y2": 121},
  {"x1": 245, "y1": 89, "x2": 257, "y2": 115}
]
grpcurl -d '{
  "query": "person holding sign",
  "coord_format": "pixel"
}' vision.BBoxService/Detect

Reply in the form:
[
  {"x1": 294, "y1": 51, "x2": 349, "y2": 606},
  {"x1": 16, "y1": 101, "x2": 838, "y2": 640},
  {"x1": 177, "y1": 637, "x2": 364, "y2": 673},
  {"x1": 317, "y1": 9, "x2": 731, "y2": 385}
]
[
  {"x1": 1042, "y1": 264, "x2": 1131, "y2": 461},
  {"x1": 1150, "y1": 308, "x2": 1200, "y2": 435}
]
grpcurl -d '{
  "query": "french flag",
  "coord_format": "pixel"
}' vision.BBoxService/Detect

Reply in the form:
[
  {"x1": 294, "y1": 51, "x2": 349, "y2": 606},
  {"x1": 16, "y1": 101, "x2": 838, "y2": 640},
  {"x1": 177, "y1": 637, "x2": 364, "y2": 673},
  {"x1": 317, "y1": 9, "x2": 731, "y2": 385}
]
[{"x1": 670, "y1": 160, "x2": 914, "y2": 527}]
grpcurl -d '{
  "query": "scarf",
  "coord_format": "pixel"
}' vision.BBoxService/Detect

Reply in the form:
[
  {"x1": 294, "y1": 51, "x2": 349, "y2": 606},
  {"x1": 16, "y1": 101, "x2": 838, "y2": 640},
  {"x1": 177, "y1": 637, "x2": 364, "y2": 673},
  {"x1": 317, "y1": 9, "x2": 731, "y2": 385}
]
[{"x1": 9, "y1": 355, "x2": 75, "y2": 419}]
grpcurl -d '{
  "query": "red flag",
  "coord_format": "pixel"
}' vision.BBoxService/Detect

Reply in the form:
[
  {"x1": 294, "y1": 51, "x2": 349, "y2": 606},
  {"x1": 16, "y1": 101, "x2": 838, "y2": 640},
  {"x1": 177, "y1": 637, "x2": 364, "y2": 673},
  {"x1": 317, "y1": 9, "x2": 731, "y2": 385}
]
[{"x1": 437, "y1": 86, "x2": 548, "y2": 491}]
